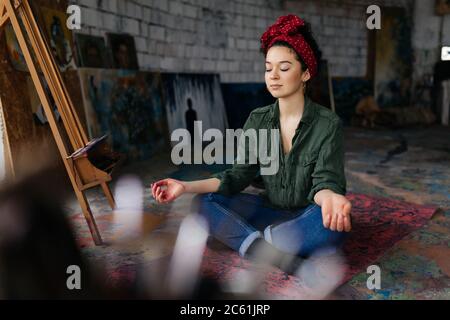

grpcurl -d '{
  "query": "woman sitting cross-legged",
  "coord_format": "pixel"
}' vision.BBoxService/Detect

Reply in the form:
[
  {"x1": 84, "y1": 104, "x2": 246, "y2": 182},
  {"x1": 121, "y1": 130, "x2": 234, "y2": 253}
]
[{"x1": 152, "y1": 14, "x2": 352, "y2": 275}]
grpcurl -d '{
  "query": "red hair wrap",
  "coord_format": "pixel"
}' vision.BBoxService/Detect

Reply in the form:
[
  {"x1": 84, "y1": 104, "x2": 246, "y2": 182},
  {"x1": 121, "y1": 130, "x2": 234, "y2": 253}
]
[{"x1": 261, "y1": 14, "x2": 318, "y2": 78}]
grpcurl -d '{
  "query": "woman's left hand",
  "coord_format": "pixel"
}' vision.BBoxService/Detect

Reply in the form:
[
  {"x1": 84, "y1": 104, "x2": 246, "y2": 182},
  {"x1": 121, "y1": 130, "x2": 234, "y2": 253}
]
[{"x1": 316, "y1": 190, "x2": 352, "y2": 232}]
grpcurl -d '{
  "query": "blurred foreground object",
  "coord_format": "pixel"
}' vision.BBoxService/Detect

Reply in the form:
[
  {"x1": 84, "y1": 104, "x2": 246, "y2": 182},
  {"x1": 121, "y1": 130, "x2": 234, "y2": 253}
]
[{"x1": 0, "y1": 168, "x2": 111, "y2": 299}]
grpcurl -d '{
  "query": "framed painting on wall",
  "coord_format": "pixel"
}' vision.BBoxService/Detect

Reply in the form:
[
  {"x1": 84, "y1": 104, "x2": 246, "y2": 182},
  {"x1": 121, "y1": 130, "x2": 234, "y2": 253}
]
[
  {"x1": 74, "y1": 33, "x2": 111, "y2": 68},
  {"x1": 107, "y1": 33, "x2": 139, "y2": 70},
  {"x1": 436, "y1": 0, "x2": 450, "y2": 15}
]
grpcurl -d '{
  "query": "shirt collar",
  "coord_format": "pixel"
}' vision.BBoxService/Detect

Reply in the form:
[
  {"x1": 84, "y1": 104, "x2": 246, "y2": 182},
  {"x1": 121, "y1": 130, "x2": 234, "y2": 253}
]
[{"x1": 270, "y1": 96, "x2": 316, "y2": 128}]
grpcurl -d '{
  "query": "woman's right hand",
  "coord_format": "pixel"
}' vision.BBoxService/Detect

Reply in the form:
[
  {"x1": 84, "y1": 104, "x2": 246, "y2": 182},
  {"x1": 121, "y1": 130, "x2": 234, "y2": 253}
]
[{"x1": 151, "y1": 178, "x2": 186, "y2": 204}]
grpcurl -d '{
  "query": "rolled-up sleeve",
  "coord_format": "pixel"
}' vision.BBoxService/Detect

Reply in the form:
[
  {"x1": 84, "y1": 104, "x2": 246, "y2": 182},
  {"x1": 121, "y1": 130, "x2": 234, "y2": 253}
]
[
  {"x1": 210, "y1": 114, "x2": 260, "y2": 196},
  {"x1": 307, "y1": 119, "x2": 347, "y2": 203}
]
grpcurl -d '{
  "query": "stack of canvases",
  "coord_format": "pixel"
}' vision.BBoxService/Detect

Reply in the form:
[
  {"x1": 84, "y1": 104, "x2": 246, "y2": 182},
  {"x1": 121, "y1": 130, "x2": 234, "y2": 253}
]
[{"x1": 5, "y1": 4, "x2": 229, "y2": 163}]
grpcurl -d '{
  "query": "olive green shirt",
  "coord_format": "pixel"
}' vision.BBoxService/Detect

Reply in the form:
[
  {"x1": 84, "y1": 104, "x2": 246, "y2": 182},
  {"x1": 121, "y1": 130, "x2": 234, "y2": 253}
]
[{"x1": 211, "y1": 96, "x2": 346, "y2": 210}]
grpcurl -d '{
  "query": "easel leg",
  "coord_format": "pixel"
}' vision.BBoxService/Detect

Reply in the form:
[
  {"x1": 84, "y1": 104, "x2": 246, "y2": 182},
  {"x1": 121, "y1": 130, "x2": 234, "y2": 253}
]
[
  {"x1": 101, "y1": 182, "x2": 116, "y2": 210},
  {"x1": 76, "y1": 190, "x2": 103, "y2": 246}
]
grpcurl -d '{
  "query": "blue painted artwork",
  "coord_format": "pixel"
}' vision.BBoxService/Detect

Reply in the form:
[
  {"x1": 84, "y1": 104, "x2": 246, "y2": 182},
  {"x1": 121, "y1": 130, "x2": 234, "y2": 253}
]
[{"x1": 79, "y1": 69, "x2": 169, "y2": 160}]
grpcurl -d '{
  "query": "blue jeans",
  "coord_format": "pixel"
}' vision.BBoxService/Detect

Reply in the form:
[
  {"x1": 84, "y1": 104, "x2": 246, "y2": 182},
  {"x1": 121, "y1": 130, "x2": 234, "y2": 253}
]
[{"x1": 192, "y1": 192, "x2": 348, "y2": 258}]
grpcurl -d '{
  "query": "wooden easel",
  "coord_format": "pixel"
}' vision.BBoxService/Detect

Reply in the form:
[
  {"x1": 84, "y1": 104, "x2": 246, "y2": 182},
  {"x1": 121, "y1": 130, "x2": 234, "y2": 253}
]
[{"x1": 0, "y1": 0, "x2": 119, "y2": 245}]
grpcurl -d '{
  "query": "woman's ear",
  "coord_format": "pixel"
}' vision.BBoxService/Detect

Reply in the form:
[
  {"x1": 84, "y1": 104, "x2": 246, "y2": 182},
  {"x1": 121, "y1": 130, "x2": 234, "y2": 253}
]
[{"x1": 302, "y1": 69, "x2": 311, "y2": 82}]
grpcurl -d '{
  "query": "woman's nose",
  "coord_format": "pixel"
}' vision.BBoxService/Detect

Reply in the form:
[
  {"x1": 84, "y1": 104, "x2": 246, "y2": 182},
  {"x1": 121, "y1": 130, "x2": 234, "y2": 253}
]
[{"x1": 270, "y1": 71, "x2": 279, "y2": 80}]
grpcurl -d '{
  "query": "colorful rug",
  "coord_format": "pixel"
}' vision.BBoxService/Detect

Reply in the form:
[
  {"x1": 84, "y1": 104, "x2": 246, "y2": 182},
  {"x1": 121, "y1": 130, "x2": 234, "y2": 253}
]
[
  {"x1": 195, "y1": 193, "x2": 437, "y2": 298},
  {"x1": 70, "y1": 192, "x2": 437, "y2": 299}
]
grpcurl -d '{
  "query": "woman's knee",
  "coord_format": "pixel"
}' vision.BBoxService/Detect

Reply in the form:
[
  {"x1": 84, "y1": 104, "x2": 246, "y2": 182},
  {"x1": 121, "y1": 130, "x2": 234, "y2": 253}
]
[
  {"x1": 313, "y1": 206, "x2": 350, "y2": 247},
  {"x1": 190, "y1": 192, "x2": 226, "y2": 213},
  {"x1": 268, "y1": 204, "x2": 349, "y2": 256},
  {"x1": 326, "y1": 229, "x2": 349, "y2": 247},
  {"x1": 302, "y1": 226, "x2": 349, "y2": 257},
  {"x1": 309, "y1": 206, "x2": 349, "y2": 249},
  {"x1": 191, "y1": 193, "x2": 211, "y2": 211}
]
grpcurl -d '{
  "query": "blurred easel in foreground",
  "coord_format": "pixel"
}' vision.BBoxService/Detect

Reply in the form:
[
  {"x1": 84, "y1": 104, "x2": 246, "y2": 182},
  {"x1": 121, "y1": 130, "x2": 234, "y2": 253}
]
[{"x1": 0, "y1": 0, "x2": 122, "y2": 245}]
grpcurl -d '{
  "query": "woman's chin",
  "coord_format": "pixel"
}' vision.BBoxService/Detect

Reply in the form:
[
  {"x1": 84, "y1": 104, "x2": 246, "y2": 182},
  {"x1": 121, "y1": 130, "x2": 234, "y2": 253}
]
[
  {"x1": 270, "y1": 92, "x2": 287, "y2": 99},
  {"x1": 269, "y1": 91, "x2": 283, "y2": 98}
]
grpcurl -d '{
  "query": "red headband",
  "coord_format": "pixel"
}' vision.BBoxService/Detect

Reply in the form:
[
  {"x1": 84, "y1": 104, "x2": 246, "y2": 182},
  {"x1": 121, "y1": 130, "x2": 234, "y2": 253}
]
[{"x1": 261, "y1": 14, "x2": 318, "y2": 78}]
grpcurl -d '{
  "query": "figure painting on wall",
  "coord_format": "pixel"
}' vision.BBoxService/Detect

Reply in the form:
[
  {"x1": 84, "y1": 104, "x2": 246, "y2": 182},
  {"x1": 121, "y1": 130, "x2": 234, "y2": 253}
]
[
  {"x1": 74, "y1": 34, "x2": 111, "y2": 68},
  {"x1": 436, "y1": 0, "x2": 450, "y2": 15},
  {"x1": 161, "y1": 73, "x2": 229, "y2": 147},
  {"x1": 40, "y1": 7, "x2": 76, "y2": 71},
  {"x1": 185, "y1": 98, "x2": 198, "y2": 145},
  {"x1": 107, "y1": 33, "x2": 139, "y2": 70}
]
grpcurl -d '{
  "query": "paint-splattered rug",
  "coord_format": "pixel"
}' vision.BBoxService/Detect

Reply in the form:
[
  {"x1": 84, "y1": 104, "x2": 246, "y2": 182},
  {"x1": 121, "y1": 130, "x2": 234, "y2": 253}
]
[
  {"x1": 197, "y1": 193, "x2": 437, "y2": 298},
  {"x1": 71, "y1": 192, "x2": 437, "y2": 299}
]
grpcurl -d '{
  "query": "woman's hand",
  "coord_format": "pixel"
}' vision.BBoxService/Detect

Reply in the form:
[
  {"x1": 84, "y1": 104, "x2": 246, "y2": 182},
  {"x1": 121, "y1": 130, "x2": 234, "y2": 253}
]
[
  {"x1": 151, "y1": 178, "x2": 186, "y2": 204},
  {"x1": 314, "y1": 190, "x2": 352, "y2": 232}
]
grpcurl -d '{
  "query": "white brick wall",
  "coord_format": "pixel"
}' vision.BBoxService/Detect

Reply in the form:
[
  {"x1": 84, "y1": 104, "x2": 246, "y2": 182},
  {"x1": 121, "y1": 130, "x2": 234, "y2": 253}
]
[{"x1": 70, "y1": 0, "x2": 414, "y2": 82}]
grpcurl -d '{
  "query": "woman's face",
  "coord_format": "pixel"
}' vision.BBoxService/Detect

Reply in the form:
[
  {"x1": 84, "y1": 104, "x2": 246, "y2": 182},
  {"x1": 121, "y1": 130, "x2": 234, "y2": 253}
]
[{"x1": 265, "y1": 46, "x2": 310, "y2": 99}]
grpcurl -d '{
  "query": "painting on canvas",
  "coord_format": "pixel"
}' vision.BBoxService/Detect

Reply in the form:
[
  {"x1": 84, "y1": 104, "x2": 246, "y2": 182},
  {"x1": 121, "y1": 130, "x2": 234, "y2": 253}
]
[
  {"x1": 40, "y1": 6, "x2": 76, "y2": 71},
  {"x1": 161, "y1": 73, "x2": 229, "y2": 146},
  {"x1": 78, "y1": 69, "x2": 169, "y2": 160}
]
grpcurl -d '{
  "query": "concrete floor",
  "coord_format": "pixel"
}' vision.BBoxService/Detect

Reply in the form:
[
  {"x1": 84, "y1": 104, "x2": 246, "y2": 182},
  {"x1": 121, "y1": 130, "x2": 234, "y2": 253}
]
[{"x1": 69, "y1": 125, "x2": 450, "y2": 299}]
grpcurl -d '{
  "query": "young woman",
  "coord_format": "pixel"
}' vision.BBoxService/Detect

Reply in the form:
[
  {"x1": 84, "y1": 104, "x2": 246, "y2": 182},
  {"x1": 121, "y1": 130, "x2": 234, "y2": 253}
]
[{"x1": 151, "y1": 15, "x2": 352, "y2": 274}]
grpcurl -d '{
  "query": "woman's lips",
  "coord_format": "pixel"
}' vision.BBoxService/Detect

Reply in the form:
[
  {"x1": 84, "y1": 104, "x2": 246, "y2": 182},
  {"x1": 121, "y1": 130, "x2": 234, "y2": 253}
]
[{"x1": 270, "y1": 85, "x2": 282, "y2": 90}]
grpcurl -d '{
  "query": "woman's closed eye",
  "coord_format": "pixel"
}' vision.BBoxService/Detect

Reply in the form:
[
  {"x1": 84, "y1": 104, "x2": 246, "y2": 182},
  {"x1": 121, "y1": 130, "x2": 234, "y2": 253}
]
[{"x1": 265, "y1": 68, "x2": 290, "y2": 72}]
